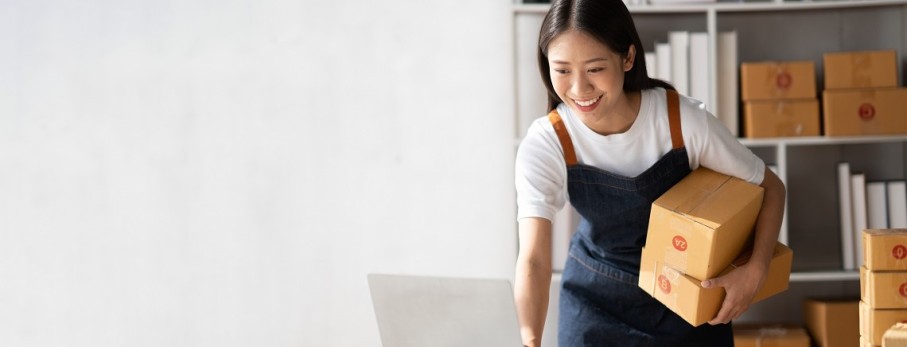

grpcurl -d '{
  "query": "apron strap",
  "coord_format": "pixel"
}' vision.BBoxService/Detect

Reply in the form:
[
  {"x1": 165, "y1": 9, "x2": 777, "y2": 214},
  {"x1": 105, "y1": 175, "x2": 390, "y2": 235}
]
[
  {"x1": 547, "y1": 89, "x2": 684, "y2": 167},
  {"x1": 666, "y1": 89, "x2": 684, "y2": 150},
  {"x1": 548, "y1": 110, "x2": 578, "y2": 166}
]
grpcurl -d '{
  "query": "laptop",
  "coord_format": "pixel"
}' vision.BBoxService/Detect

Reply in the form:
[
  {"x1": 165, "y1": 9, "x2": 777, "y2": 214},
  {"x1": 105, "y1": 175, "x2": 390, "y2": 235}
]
[{"x1": 367, "y1": 273, "x2": 524, "y2": 347}]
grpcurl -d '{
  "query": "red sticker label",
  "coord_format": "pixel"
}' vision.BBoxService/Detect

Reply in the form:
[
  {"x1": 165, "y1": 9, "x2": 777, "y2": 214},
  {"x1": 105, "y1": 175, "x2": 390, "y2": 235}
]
[
  {"x1": 894, "y1": 245, "x2": 907, "y2": 260},
  {"x1": 672, "y1": 235, "x2": 688, "y2": 252},
  {"x1": 776, "y1": 72, "x2": 792, "y2": 89},
  {"x1": 859, "y1": 103, "x2": 875, "y2": 120},
  {"x1": 899, "y1": 283, "x2": 907, "y2": 298},
  {"x1": 658, "y1": 275, "x2": 672, "y2": 294}
]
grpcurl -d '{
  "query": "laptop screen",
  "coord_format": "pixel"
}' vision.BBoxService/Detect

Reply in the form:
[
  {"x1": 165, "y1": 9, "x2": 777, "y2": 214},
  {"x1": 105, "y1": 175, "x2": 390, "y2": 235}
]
[{"x1": 367, "y1": 274, "x2": 523, "y2": 347}]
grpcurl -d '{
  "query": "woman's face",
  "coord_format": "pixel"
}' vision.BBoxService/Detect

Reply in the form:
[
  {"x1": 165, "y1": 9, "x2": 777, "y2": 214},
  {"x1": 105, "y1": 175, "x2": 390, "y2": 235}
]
[{"x1": 547, "y1": 30, "x2": 634, "y2": 120}]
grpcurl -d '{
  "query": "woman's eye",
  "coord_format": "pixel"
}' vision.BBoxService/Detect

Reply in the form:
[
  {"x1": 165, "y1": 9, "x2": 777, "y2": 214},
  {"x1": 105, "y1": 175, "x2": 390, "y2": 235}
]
[
  {"x1": 554, "y1": 69, "x2": 569, "y2": 75},
  {"x1": 588, "y1": 68, "x2": 604, "y2": 73}
]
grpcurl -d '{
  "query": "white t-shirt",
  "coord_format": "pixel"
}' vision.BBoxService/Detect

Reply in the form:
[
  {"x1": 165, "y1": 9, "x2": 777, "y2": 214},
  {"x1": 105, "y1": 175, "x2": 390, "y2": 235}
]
[{"x1": 515, "y1": 87, "x2": 765, "y2": 221}]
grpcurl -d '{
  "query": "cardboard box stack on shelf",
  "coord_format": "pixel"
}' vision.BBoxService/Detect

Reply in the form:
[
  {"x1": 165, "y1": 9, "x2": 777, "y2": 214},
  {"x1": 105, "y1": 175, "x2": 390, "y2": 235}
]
[
  {"x1": 823, "y1": 50, "x2": 907, "y2": 136},
  {"x1": 733, "y1": 324, "x2": 810, "y2": 347},
  {"x1": 740, "y1": 61, "x2": 820, "y2": 138},
  {"x1": 860, "y1": 229, "x2": 907, "y2": 346},
  {"x1": 803, "y1": 298, "x2": 860, "y2": 347},
  {"x1": 637, "y1": 167, "x2": 793, "y2": 326}
]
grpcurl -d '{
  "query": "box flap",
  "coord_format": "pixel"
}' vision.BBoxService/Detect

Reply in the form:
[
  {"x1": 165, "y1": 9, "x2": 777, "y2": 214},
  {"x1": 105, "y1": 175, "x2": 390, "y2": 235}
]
[{"x1": 654, "y1": 168, "x2": 764, "y2": 230}]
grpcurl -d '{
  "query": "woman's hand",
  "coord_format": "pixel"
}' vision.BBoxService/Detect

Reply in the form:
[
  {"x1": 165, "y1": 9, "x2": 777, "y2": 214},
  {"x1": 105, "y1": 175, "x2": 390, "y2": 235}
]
[{"x1": 700, "y1": 260, "x2": 768, "y2": 325}]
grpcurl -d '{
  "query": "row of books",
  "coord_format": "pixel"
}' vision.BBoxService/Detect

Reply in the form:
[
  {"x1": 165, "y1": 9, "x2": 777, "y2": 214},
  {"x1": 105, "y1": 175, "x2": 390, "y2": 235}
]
[
  {"x1": 643, "y1": 31, "x2": 740, "y2": 137},
  {"x1": 839, "y1": 162, "x2": 907, "y2": 270}
]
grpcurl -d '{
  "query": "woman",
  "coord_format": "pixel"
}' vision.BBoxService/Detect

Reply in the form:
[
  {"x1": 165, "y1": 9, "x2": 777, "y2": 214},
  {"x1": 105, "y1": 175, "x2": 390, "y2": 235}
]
[{"x1": 513, "y1": 0, "x2": 786, "y2": 346}]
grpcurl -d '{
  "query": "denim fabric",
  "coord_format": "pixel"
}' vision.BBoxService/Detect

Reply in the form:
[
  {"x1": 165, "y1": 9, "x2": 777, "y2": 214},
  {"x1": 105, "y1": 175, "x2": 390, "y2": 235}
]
[{"x1": 558, "y1": 147, "x2": 734, "y2": 346}]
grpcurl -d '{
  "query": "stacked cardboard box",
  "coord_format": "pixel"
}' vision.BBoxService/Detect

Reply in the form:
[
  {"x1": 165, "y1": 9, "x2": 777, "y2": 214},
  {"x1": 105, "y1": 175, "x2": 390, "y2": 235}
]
[
  {"x1": 823, "y1": 50, "x2": 907, "y2": 136},
  {"x1": 883, "y1": 322, "x2": 907, "y2": 346},
  {"x1": 733, "y1": 324, "x2": 810, "y2": 347},
  {"x1": 860, "y1": 229, "x2": 907, "y2": 346},
  {"x1": 740, "y1": 61, "x2": 819, "y2": 138},
  {"x1": 803, "y1": 298, "x2": 860, "y2": 347},
  {"x1": 637, "y1": 167, "x2": 793, "y2": 326}
]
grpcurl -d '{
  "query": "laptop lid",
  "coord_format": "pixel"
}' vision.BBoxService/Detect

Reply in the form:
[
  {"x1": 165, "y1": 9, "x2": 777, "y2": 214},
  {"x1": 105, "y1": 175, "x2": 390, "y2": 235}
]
[{"x1": 367, "y1": 273, "x2": 523, "y2": 347}]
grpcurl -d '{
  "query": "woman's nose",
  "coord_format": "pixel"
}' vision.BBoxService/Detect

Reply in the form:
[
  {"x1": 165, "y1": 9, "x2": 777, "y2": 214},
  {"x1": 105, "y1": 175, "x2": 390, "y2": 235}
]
[{"x1": 570, "y1": 74, "x2": 593, "y2": 95}]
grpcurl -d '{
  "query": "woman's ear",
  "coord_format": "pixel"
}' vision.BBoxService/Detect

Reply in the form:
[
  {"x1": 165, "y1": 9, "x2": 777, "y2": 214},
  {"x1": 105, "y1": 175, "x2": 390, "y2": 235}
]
[{"x1": 624, "y1": 45, "x2": 636, "y2": 72}]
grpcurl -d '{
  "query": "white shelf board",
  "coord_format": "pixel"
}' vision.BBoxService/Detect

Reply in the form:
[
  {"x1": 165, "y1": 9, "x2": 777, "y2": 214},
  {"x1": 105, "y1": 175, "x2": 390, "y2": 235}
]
[
  {"x1": 740, "y1": 135, "x2": 907, "y2": 147},
  {"x1": 789, "y1": 270, "x2": 859, "y2": 282},
  {"x1": 514, "y1": 0, "x2": 907, "y2": 14}
]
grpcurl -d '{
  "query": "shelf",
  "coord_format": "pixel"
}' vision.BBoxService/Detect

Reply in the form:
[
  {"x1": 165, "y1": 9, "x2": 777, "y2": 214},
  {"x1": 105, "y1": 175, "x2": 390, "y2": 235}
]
[
  {"x1": 514, "y1": 0, "x2": 907, "y2": 14},
  {"x1": 789, "y1": 270, "x2": 859, "y2": 282},
  {"x1": 740, "y1": 135, "x2": 907, "y2": 147},
  {"x1": 552, "y1": 270, "x2": 858, "y2": 282}
]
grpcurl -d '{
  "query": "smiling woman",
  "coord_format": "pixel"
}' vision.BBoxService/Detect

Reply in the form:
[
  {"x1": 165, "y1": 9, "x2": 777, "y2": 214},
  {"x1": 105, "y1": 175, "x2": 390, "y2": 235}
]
[{"x1": 513, "y1": 0, "x2": 786, "y2": 346}]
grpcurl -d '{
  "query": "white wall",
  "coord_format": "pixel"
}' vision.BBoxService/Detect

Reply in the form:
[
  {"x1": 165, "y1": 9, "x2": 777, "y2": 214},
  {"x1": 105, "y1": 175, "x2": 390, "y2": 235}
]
[{"x1": 0, "y1": 1, "x2": 516, "y2": 346}]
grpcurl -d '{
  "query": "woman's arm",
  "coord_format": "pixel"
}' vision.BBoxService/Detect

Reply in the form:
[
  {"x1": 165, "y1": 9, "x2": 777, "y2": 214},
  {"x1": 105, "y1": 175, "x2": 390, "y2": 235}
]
[
  {"x1": 702, "y1": 165, "x2": 786, "y2": 324},
  {"x1": 515, "y1": 217, "x2": 554, "y2": 347}
]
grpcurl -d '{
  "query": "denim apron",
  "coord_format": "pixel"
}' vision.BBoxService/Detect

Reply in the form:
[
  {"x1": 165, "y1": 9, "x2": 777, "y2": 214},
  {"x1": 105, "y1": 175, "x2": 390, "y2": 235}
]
[{"x1": 551, "y1": 90, "x2": 733, "y2": 346}]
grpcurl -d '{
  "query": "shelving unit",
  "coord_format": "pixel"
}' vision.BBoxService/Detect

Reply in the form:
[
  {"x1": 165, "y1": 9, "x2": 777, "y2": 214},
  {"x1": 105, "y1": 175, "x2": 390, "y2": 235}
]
[{"x1": 511, "y1": 0, "x2": 907, "y2": 336}]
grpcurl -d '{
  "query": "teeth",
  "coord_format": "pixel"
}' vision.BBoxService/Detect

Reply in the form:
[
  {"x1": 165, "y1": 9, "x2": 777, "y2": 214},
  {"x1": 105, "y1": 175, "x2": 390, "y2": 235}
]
[{"x1": 575, "y1": 96, "x2": 600, "y2": 107}]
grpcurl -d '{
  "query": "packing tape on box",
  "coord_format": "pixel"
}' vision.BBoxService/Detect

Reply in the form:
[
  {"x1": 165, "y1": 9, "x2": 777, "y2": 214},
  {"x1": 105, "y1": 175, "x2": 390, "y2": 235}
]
[
  {"x1": 754, "y1": 327, "x2": 788, "y2": 347},
  {"x1": 660, "y1": 264, "x2": 682, "y2": 309},
  {"x1": 663, "y1": 214, "x2": 692, "y2": 273},
  {"x1": 850, "y1": 54, "x2": 873, "y2": 87}
]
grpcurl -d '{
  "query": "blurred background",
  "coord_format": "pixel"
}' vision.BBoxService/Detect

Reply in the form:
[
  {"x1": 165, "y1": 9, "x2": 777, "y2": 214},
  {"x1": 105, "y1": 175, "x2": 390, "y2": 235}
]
[{"x1": 0, "y1": 0, "x2": 517, "y2": 346}]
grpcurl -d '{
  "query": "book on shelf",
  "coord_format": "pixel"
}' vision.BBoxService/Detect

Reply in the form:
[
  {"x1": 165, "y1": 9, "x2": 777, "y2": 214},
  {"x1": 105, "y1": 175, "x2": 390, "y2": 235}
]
[
  {"x1": 648, "y1": 0, "x2": 716, "y2": 4},
  {"x1": 689, "y1": 32, "x2": 710, "y2": 111},
  {"x1": 716, "y1": 31, "x2": 739, "y2": 137},
  {"x1": 668, "y1": 31, "x2": 690, "y2": 96},
  {"x1": 645, "y1": 52, "x2": 657, "y2": 79},
  {"x1": 655, "y1": 42, "x2": 672, "y2": 85},
  {"x1": 837, "y1": 162, "x2": 855, "y2": 270},
  {"x1": 888, "y1": 181, "x2": 907, "y2": 228},
  {"x1": 851, "y1": 172, "x2": 867, "y2": 269},
  {"x1": 866, "y1": 181, "x2": 888, "y2": 229}
]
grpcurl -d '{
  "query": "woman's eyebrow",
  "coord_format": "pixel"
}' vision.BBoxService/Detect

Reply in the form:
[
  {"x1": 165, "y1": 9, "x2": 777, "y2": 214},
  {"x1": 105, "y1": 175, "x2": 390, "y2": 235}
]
[{"x1": 550, "y1": 57, "x2": 608, "y2": 64}]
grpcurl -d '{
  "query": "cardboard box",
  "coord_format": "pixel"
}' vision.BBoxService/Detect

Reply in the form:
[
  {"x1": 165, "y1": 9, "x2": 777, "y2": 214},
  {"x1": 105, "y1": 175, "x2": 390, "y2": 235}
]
[
  {"x1": 645, "y1": 167, "x2": 765, "y2": 280},
  {"x1": 860, "y1": 336, "x2": 874, "y2": 347},
  {"x1": 861, "y1": 267, "x2": 907, "y2": 309},
  {"x1": 639, "y1": 242, "x2": 793, "y2": 326},
  {"x1": 733, "y1": 324, "x2": 810, "y2": 347},
  {"x1": 864, "y1": 229, "x2": 907, "y2": 271},
  {"x1": 802, "y1": 298, "x2": 859, "y2": 347},
  {"x1": 823, "y1": 50, "x2": 898, "y2": 90},
  {"x1": 741, "y1": 61, "x2": 817, "y2": 101},
  {"x1": 823, "y1": 88, "x2": 907, "y2": 136},
  {"x1": 884, "y1": 322, "x2": 907, "y2": 347},
  {"x1": 860, "y1": 300, "x2": 907, "y2": 346},
  {"x1": 743, "y1": 99, "x2": 820, "y2": 138}
]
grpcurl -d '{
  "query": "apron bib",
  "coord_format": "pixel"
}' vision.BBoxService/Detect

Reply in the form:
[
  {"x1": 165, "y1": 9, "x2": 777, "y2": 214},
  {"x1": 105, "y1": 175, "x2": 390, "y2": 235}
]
[{"x1": 551, "y1": 90, "x2": 733, "y2": 347}]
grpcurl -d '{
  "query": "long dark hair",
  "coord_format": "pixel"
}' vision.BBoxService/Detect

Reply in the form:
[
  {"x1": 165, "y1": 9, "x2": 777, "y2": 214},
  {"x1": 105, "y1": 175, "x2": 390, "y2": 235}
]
[{"x1": 537, "y1": 0, "x2": 674, "y2": 111}]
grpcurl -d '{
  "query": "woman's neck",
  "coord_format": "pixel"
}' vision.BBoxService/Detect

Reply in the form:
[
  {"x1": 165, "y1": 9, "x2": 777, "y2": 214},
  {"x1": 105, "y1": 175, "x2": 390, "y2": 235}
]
[{"x1": 581, "y1": 90, "x2": 642, "y2": 136}]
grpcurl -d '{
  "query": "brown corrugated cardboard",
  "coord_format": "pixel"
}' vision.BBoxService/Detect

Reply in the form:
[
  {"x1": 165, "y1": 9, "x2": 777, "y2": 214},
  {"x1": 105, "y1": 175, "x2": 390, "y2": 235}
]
[
  {"x1": 741, "y1": 61, "x2": 817, "y2": 101},
  {"x1": 743, "y1": 99, "x2": 820, "y2": 138},
  {"x1": 861, "y1": 267, "x2": 907, "y2": 309},
  {"x1": 860, "y1": 300, "x2": 907, "y2": 346},
  {"x1": 859, "y1": 336, "x2": 874, "y2": 347},
  {"x1": 733, "y1": 324, "x2": 810, "y2": 347},
  {"x1": 645, "y1": 167, "x2": 765, "y2": 280},
  {"x1": 802, "y1": 298, "x2": 859, "y2": 347},
  {"x1": 823, "y1": 50, "x2": 898, "y2": 90},
  {"x1": 823, "y1": 88, "x2": 907, "y2": 136},
  {"x1": 864, "y1": 229, "x2": 907, "y2": 271},
  {"x1": 883, "y1": 322, "x2": 907, "y2": 347},
  {"x1": 639, "y1": 242, "x2": 793, "y2": 326}
]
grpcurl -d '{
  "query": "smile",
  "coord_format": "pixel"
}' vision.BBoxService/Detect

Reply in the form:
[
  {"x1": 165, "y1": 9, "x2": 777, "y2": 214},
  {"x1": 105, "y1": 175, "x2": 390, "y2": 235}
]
[{"x1": 573, "y1": 95, "x2": 602, "y2": 112}]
